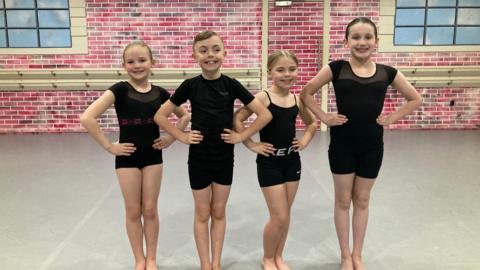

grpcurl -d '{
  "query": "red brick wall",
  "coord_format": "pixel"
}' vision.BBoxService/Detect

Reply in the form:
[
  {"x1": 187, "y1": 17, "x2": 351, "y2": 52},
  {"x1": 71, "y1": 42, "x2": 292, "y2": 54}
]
[
  {"x1": 268, "y1": 1, "x2": 323, "y2": 129},
  {"x1": 0, "y1": 0, "x2": 479, "y2": 133}
]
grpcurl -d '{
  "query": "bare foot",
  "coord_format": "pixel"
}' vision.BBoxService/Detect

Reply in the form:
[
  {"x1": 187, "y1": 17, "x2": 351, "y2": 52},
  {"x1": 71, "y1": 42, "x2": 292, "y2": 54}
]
[
  {"x1": 275, "y1": 256, "x2": 291, "y2": 270},
  {"x1": 352, "y1": 256, "x2": 366, "y2": 270},
  {"x1": 262, "y1": 257, "x2": 278, "y2": 270},
  {"x1": 340, "y1": 256, "x2": 354, "y2": 270},
  {"x1": 146, "y1": 260, "x2": 158, "y2": 270},
  {"x1": 212, "y1": 263, "x2": 221, "y2": 270},
  {"x1": 135, "y1": 260, "x2": 146, "y2": 270}
]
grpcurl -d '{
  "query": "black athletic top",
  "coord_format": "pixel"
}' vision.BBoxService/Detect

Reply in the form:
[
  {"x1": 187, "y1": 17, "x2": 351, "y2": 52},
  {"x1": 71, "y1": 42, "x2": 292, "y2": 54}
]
[
  {"x1": 258, "y1": 91, "x2": 299, "y2": 161},
  {"x1": 110, "y1": 81, "x2": 170, "y2": 149},
  {"x1": 328, "y1": 60, "x2": 397, "y2": 143},
  {"x1": 170, "y1": 74, "x2": 254, "y2": 162}
]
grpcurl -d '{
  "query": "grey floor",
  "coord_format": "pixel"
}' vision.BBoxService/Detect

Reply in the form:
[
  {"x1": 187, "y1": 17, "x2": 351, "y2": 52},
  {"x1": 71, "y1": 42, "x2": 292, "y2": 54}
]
[{"x1": 1, "y1": 130, "x2": 479, "y2": 270}]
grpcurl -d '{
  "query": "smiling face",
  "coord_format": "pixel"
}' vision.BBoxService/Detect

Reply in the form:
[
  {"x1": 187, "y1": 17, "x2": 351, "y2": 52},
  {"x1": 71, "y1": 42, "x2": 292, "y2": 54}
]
[
  {"x1": 269, "y1": 56, "x2": 298, "y2": 91},
  {"x1": 344, "y1": 22, "x2": 378, "y2": 61},
  {"x1": 122, "y1": 44, "x2": 154, "y2": 83},
  {"x1": 192, "y1": 34, "x2": 226, "y2": 79}
]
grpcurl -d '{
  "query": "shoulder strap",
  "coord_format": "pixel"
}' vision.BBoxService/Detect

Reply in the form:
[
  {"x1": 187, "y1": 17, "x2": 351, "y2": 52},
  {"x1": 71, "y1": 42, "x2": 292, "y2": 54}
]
[{"x1": 264, "y1": 90, "x2": 272, "y2": 103}]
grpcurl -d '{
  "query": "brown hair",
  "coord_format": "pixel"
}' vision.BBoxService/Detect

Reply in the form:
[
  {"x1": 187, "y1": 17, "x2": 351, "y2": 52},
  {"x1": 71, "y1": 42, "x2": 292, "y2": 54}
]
[
  {"x1": 122, "y1": 40, "x2": 153, "y2": 62},
  {"x1": 267, "y1": 50, "x2": 299, "y2": 71},
  {"x1": 345, "y1": 17, "x2": 378, "y2": 40},
  {"x1": 193, "y1": 30, "x2": 224, "y2": 49}
]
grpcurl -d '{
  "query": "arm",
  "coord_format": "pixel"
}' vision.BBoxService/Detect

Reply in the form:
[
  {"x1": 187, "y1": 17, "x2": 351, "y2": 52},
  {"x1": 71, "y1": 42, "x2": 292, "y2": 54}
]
[
  {"x1": 154, "y1": 100, "x2": 202, "y2": 145},
  {"x1": 293, "y1": 98, "x2": 317, "y2": 151},
  {"x1": 232, "y1": 93, "x2": 275, "y2": 156},
  {"x1": 153, "y1": 104, "x2": 191, "y2": 149},
  {"x1": 377, "y1": 71, "x2": 423, "y2": 126},
  {"x1": 80, "y1": 90, "x2": 136, "y2": 155},
  {"x1": 300, "y1": 65, "x2": 347, "y2": 126},
  {"x1": 222, "y1": 97, "x2": 272, "y2": 144}
]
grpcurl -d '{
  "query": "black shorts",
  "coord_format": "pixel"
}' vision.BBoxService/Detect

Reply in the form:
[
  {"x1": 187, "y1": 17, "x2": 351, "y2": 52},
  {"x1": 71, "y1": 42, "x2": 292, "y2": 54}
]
[
  {"x1": 328, "y1": 143, "x2": 383, "y2": 179},
  {"x1": 115, "y1": 148, "x2": 163, "y2": 169},
  {"x1": 188, "y1": 159, "x2": 234, "y2": 190},
  {"x1": 256, "y1": 156, "x2": 301, "y2": 188}
]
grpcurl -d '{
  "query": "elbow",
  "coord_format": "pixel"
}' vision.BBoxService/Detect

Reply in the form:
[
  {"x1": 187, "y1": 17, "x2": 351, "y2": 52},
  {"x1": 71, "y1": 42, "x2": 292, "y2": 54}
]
[
  {"x1": 414, "y1": 96, "x2": 423, "y2": 109},
  {"x1": 79, "y1": 113, "x2": 90, "y2": 128}
]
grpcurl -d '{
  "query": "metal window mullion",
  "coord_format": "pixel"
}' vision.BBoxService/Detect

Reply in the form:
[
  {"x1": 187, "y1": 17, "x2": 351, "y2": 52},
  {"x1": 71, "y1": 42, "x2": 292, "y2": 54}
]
[
  {"x1": 34, "y1": 0, "x2": 41, "y2": 47},
  {"x1": 453, "y1": 0, "x2": 459, "y2": 44},
  {"x1": 423, "y1": 0, "x2": 428, "y2": 45}
]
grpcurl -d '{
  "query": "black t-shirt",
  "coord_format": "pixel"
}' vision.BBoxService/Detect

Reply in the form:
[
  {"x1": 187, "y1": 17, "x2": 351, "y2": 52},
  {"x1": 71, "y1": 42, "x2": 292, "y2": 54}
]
[
  {"x1": 110, "y1": 81, "x2": 170, "y2": 149},
  {"x1": 329, "y1": 60, "x2": 397, "y2": 141},
  {"x1": 170, "y1": 74, "x2": 254, "y2": 162}
]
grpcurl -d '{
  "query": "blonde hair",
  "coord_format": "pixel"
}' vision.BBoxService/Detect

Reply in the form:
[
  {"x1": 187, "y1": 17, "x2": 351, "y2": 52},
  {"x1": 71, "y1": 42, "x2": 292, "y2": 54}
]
[
  {"x1": 122, "y1": 40, "x2": 154, "y2": 62},
  {"x1": 267, "y1": 50, "x2": 299, "y2": 71}
]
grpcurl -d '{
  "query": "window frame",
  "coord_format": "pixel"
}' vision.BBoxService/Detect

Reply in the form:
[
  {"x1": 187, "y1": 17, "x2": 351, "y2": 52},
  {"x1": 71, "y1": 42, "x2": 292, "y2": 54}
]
[
  {"x1": 378, "y1": 0, "x2": 480, "y2": 52},
  {"x1": 0, "y1": 0, "x2": 87, "y2": 54}
]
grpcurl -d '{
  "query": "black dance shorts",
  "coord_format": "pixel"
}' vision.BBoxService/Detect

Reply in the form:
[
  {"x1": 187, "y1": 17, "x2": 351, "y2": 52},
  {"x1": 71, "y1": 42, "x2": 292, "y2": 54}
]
[
  {"x1": 115, "y1": 147, "x2": 163, "y2": 169},
  {"x1": 328, "y1": 143, "x2": 383, "y2": 179},
  {"x1": 188, "y1": 158, "x2": 234, "y2": 190},
  {"x1": 256, "y1": 155, "x2": 301, "y2": 188}
]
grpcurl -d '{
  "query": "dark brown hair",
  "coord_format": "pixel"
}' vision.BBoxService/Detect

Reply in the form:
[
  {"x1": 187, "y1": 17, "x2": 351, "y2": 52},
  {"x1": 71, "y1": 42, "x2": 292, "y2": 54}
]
[{"x1": 345, "y1": 17, "x2": 378, "y2": 40}]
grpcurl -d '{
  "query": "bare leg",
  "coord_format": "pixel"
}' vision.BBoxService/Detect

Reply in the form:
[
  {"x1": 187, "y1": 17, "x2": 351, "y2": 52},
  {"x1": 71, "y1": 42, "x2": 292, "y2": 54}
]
[
  {"x1": 274, "y1": 181, "x2": 299, "y2": 270},
  {"x1": 351, "y1": 176, "x2": 375, "y2": 270},
  {"x1": 261, "y1": 184, "x2": 289, "y2": 270},
  {"x1": 210, "y1": 183, "x2": 231, "y2": 270},
  {"x1": 141, "y1": 164, "x2": 163, "y2": 270},
  {"x1": 192, "y1": 186, "x2": 213, "y2": 270},
  {"x1": 116, "y1": 168, "x2": 145, "y2": 270},
  {"x1": 332, "y1": 173, "x2": 356, "y2": 270}
]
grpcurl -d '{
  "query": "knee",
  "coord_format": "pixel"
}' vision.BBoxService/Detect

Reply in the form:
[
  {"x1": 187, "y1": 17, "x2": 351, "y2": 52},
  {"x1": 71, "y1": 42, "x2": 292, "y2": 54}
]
[
  {"x1": 270, "y1": 212, "x2": 290, "y2": 231},
  {"x1": 211, "y1": 203, "x2": 226, "y2": 220},
  {"x1": 353, "y1": 194, "x2": 370, "y2": 210},
  {"x1": 125, "y1": 204, "x2": 142, "y2": 221},
  {"x1": 195, "y1": 204, "x2": 211, "y2": 223},
  {"x1": 142, "y1": 203, "x2": 158, "y2": 220},
  {"x1": 336, "y1": 192, "x2": 352, "y2": 210}
]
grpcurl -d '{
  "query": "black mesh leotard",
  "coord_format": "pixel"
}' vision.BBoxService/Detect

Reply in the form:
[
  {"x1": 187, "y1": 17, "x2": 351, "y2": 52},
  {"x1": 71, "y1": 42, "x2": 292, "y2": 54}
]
[
  {"x1": 328, "y1": 60, "x2": 397, "y2": 178},
  {"x1": 110, "y1": 81, "x2": 171, "y2": 169}
]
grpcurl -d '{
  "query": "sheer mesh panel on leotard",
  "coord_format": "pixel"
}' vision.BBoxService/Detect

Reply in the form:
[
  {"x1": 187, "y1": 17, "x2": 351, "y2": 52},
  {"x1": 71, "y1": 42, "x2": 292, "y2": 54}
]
[{"x1": 126, "y1": 84, "x2": 161, "y2": 103}]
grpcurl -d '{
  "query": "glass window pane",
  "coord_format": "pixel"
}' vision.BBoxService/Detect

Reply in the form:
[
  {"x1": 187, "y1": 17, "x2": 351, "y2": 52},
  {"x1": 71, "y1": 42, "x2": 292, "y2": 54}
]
[
  {"x1": 456, "y1": 27, "x2": 480, "y2": 44},
  {"x1": 0, "y1": 12, "x2": 4, "y2": 27},
  {"x1": 397, "y1": 0, "x2": 426, "y2": 7},
  {"x1": 426, "y1": 27, "x2": 454, "y2": 44},
  {"x1": 0, "y1": 2, "x2": 3, "y2": 8},
  {"x1": 5, "y1": 0, "x2": 35, "y2": 8},
  {"x1": 8, "y1": 29, "x2": 38, "y2": 47},
  {"x1": 457, "y1": 8, "x2": 480, "y2": 24},
  {"x1": 37, "y1": 0, "x2": 69, "y2": 8},
  {"x1": 428, "y1": 0, "x2": 456, "y2": 6},
  {"x1": 0, "y1": 30, "x2": 6, "y2": 47},
  {"x1": 395, "y1": 27, "x2": 424, "y2": 44},
  {"x1": 427, "y1": 8, "x2": 455, "y2": 25},
  {"x1": 6, "y1": 10, "x2": 37, "y2": 27},
  {"x1": 38, "y1": 10, "x2": 70, "y2": 27},
  {"x1": 396, "y1": 9, "x2": 425, "y2": 25},
  {"x1": 459, "y1": 0, "x2": 480, "y2": 7},
  {"x1": 40, "y1": 29, "x2": 71, "y2": 47}
]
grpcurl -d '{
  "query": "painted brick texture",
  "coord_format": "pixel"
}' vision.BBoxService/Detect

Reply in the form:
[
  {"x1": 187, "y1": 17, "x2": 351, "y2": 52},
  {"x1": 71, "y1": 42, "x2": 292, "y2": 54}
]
[{"x1": 0, "y1": 0, "x2": 479, "y2": 133}]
